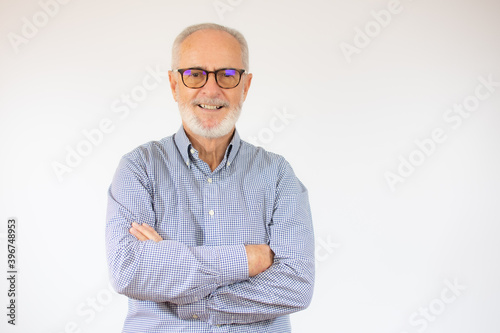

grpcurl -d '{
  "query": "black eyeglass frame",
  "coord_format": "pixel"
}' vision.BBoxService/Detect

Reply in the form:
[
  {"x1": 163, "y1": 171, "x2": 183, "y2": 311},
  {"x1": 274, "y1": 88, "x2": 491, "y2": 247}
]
[{"x1": 176, "y1": 68, "x2": 246, "y2": 89}]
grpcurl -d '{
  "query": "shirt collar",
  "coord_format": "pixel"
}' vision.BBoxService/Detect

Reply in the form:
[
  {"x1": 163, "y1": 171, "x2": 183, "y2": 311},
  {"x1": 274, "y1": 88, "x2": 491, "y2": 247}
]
[
  {"x1": 173, "y1": 126, "x2": 241, "y2": 169},
  {"x1": 226, "y1": 129, "x2": 241, "y2": 168}
]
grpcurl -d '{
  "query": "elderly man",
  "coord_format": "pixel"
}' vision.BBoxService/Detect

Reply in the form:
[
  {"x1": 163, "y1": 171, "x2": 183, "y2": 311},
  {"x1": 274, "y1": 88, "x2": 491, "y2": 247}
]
[{"x1": 106, "y1": 23, "x2": 315, "y2": 332}]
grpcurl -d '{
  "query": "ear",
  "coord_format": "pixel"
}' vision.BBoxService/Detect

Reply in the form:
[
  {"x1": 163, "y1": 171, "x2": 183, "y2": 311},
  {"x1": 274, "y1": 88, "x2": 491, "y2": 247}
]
[
  {"x1": 168, "y1": 70, "x2": 178, "y2": 102},
  {"x1": 242, "y1": 73, "x2": 252, "y2": 101}
]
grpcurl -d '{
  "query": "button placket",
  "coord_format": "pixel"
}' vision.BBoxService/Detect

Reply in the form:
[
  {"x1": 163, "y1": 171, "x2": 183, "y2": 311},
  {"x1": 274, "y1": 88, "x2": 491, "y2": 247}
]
[{"x1": 201, "y1": 168, "x2": 220, "y2": 245}]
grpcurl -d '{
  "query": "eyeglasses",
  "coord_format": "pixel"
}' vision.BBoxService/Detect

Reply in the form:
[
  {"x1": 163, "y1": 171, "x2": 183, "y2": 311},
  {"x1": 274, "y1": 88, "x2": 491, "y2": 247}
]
[{"x1": 176, "y1": 68, "x2": 246, "y2": 89}]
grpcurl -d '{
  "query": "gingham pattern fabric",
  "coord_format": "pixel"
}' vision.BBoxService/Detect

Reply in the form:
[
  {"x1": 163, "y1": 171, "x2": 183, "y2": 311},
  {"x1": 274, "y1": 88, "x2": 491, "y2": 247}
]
[{"x1": 106, "y1": 126, "x2": 315, "y2": 333}]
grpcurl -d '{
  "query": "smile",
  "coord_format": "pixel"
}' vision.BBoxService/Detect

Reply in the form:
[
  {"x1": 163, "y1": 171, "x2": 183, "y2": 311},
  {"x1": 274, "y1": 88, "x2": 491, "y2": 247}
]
[{"x1": 198, "y1": 104, "x2": 224, "y2": 110}]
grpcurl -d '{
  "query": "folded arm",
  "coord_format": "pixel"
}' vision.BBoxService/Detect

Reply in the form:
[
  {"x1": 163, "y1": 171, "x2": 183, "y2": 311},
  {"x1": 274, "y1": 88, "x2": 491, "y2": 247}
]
[
  {"x1": 130, "y1": 159, "x2": 315, "y2": 325},
  {"x1": 130, "y1": 222, "x2": 275, "y2": 278},
  {"x1": 106, "y1": 155, "x2": 252, "y2": 304}
]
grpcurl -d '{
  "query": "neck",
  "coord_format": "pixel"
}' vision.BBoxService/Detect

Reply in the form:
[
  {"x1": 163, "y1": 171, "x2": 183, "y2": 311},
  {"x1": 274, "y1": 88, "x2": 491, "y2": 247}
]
[{"x1": 183, "y1": 125, "x2": 234, "y2": 172}]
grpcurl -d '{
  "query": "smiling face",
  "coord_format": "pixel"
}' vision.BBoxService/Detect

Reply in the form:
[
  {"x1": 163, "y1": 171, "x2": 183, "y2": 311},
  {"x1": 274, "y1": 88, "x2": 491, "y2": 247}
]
[{"x1": 168, "y1": 29, "x2": 252, "y2": 139}]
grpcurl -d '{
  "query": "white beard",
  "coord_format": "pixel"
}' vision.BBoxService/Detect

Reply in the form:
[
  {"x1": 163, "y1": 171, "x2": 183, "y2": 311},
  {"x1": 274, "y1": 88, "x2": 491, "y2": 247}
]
[{"x1": 177, "y1": 90, "x2": 244, "y2": 139}]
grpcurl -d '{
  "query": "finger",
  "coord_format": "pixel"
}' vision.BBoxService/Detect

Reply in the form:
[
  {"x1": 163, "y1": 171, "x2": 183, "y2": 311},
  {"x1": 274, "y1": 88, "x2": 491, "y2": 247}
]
[
  {"x1": 136, "y1": 223, "x2": 157, "y2": 240},
  {"x1": 130, "y1": 222, "x2": 152, "y2": 240},
  {"x1": 141, "y1": 223, "x2": 156, "y2": 232},
  {"x1": 129, "y1": 226, "x2": 148, "y2": 241},
  {"x1": 143, "y1": 224, "x2": 163, "y2": 242},
  {"x1": 134, "y1": 222, "x2": 163, "y2": 243},
  {"x1": 131, "y1": 222, "x2": 151, "y2": 234},
  {"x1": 141, "y1": 224, "x2": 163, "y2": 242}
]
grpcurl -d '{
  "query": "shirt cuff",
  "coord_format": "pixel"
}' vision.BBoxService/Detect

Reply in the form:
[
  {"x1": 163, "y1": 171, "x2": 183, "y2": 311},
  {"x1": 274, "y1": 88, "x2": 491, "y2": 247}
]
[
  {"x1": 216, "y1": 244, "x2": 248, "y2": 286},
  {"x1": 174, "y1": 297, "x2": 209, "y2": 322}
]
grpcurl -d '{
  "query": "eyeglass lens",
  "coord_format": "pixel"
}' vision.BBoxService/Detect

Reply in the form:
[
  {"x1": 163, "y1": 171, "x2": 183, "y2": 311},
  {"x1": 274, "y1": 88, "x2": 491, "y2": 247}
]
[{"x1": 182, "y1": 69, "x2": 240, "y2": 88}]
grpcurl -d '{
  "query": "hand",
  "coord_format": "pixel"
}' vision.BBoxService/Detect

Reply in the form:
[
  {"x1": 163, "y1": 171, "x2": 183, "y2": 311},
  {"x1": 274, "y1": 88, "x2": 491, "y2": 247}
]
[
  {"x1": 129, "y1": 222, "x2": 163, "y2": 243},
  {"x1": 245, "y1": 244, "x2": 275, "y2": 277}
]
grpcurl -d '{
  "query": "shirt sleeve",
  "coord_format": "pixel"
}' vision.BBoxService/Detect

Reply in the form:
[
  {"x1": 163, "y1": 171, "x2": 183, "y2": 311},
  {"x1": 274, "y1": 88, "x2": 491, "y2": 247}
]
[
  {"x1": 105, "y1": 154, "x2": 249, "y2": 304},
  {"x1": 173, "y1": 159, "x2": 315, "y2": 324}
]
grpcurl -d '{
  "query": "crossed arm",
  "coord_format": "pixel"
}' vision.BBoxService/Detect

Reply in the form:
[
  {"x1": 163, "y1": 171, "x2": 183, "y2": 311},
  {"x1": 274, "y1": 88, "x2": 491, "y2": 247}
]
[
  {"x1": 106, "y1": 155, "x2": 314, "y2": 325},
  {"x1": 129, "y1": 222, "x2": 275, "y2": 277},
  {"x1": 127, "y1": 219, "x2": 314, "y2": 325}
]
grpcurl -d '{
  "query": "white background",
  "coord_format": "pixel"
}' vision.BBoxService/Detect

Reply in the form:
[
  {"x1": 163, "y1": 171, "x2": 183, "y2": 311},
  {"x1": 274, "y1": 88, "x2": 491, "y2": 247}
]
[{"x1": 1, "y1": 0, "x2": 500, "y2": 332}]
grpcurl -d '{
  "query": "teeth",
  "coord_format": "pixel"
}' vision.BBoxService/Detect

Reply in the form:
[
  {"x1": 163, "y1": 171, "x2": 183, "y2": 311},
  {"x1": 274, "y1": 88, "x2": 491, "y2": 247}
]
[{"x1": 200, "y1": 104, "x2": 220, "y2": 110}]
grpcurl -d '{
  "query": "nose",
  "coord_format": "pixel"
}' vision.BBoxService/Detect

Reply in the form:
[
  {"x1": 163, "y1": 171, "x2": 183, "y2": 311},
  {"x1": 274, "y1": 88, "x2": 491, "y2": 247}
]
[{"x1": 200, "y1": 72, "x2": 222, "y2": 95}]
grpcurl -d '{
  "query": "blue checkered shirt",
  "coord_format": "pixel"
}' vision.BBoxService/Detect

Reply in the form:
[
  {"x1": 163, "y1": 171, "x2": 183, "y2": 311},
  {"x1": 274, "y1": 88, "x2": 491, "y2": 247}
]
[{"x1": 106, "y1": 126, "x2": 315, "y2": 332}]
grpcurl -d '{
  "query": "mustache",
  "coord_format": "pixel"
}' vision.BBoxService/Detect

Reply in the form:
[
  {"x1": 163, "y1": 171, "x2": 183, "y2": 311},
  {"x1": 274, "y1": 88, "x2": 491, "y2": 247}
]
[{"x1": 191, "y1": 97, "x2": 230, "y2": 108}]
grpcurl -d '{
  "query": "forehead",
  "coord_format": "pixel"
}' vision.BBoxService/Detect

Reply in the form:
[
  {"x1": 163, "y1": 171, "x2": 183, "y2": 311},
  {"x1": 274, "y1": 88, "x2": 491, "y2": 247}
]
[{"x1": 178, "y1": 29, "x2": 243, "y2": 69}]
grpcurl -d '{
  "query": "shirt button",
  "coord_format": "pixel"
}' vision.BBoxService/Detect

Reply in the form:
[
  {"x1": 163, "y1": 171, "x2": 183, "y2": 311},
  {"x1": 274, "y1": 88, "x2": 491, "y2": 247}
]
[
  {"x1": 186, "y1": 160, "x2": 190, "y2": 166},
  {"x1": 207, "y1": 178, "x2": 212, "y2": 183},
  {"x1": 227, "y1": 162, "x2": 231, "y2": 166},
  {"x1": 190, "y1": 148, "x2": 195, "y2": 154},
  {"x1": 192, "y1": 314, "x2": 198, "y2": 319},
  {"x1": 209, "y1": 210, "x2": 214, "y2": 216}
]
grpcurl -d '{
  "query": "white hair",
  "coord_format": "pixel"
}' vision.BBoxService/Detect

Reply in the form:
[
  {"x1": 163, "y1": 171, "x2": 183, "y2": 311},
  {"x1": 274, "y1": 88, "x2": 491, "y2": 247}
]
[{"x1": 171, "y1": 23, "x2": 249, "y2": 71}]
